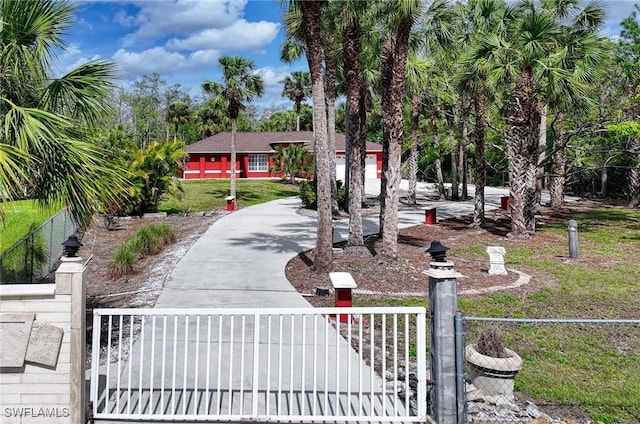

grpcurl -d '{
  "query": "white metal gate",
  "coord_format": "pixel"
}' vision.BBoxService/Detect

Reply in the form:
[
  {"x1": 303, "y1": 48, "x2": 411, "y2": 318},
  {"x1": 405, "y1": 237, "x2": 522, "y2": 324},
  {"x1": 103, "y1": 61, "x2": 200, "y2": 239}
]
[{"x1": 89, "y1": 307, "x2": 428, "y2": 422}]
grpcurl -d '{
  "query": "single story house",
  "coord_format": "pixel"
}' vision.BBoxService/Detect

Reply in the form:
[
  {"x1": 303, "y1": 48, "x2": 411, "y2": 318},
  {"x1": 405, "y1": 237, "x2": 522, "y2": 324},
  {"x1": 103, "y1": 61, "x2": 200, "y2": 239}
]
[{"x1": 182, "y1": 131, "x2": 383, "y2": 180}]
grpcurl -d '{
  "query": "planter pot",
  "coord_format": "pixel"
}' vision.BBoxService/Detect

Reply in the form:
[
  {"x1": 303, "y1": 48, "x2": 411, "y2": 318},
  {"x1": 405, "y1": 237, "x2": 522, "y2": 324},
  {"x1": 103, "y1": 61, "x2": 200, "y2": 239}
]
[{"x1": 465, "y1": 344, "x2": 523, "y2": 397}]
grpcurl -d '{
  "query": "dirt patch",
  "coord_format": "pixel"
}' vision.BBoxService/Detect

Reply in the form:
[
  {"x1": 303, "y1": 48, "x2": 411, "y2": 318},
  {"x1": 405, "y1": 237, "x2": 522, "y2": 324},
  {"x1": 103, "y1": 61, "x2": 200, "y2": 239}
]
[
  {"x1": 82, "y1": 211, "x2": 224, "y2": 310},
  {"x1": 286, "y1": 208, "x2": 562, "y2": 307}
]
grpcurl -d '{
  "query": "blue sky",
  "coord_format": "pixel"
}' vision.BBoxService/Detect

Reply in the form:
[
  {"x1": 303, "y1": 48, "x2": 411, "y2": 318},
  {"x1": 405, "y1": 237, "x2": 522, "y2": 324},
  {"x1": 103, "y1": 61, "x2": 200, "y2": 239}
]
[{"x1": 61, "y1": 0, "x2": 639, "y2": 110}]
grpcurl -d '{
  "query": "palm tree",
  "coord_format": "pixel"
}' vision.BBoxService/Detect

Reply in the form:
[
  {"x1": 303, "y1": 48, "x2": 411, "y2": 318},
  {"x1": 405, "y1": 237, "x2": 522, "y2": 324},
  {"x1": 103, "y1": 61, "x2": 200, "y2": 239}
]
[
  {"x1": 202, "y1": 56, "x2": 264, "y2": 199},
  {"x1": 282, "y1": 4, "x2": 341, "y2": 217},
  {"x1": 405, "y1": 0, "x2": 455, "y2": 206},
  {"x1": 165, "y1": 101, "x2": 190, "y2": 141},
  {"x1": 456, "y1": 0, "x2": 511, "y2": 226},
  {"x1": 280, "y1": 71, "x2": 311, "y2": 132},
  {"x1": 534, "y1": 1, "x2": 605, "y2": 212},
  {"x1": 378, "y1": 0, "x2": 420, "y2": 260},
  {"x1": 340, "y1": 1, "x2": 368, "y2": 250},
  {"x1": 470, "y1": 0, "x2": 604, "y2": 238},
  {"x1": 1, "y1": 0, "x2": 128, "y2": 226},
  {"x1": 271, "y1": 144, "x2": 313, "y2": 184},
  {"x1": 295, "y1": 0, "x2": 333, "y2": 272}
]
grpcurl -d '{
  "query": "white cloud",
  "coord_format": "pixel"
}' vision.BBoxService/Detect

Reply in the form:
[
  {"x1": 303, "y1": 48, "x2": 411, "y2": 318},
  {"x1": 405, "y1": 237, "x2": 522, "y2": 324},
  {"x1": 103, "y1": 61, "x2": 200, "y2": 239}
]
[
  {"x1": 112, "y1": 46, "x2": 221, "y2": 77},
  {"x1": 63, "y1": 43, "x2": 82, "y2": 58},
  {"x1": 165, "y1": 19, "x2": 280, "y2": 51},
  {"x1": 113, "y1": 9, "x2": 136, "y2": 27},
  {"x1": 113, "y1": 47, "x2": 188, "y2": 76},
  {"x1": 120, "y1": 0, "x2": 249, "y2": 46},
  {"x1": 189, "y1": 49, "x2": 222, "y2": 67},
  {"x1": 255, "y1": 66, "x2": 293, "y2": 107}
]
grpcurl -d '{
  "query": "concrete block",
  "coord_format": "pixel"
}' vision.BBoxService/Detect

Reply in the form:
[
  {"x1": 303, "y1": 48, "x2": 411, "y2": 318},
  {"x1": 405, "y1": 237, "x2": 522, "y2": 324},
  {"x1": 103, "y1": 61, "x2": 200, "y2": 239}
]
[
  {"x1": 0, "y1": 313, "x2": 34, "y2": 367},
  {"x1": 25, "y1": 322, "x2": 64, "y2": 368}
]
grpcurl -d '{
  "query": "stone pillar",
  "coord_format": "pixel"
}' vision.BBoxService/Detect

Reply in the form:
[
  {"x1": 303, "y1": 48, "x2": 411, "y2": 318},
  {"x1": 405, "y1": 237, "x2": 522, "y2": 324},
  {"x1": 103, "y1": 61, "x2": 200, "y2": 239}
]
[
  {"x1": 426, "y1": 259, "x2": 463, "y2": 424},
  {"x1": 0, "y1": 255, "x2": 86, "y2": 424},
  {"x1": 55, "y1": 256, "x2": 86, "y2": 424}
]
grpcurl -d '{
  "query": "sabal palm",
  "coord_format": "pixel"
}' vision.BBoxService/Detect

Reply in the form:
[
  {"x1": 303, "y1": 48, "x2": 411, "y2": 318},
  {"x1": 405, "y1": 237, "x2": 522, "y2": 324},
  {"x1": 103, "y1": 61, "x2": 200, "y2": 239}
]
[
  {"x1": 165, "y1": 101, "x2": 190, "y2": 142},
  {"x1": 202, "y1": 56, "x2": 264, "y2": 198},
  {"x1": 1, "y1": 0, "x2": 127, "y2": 226},
  {"x1": 456, "y1": 0, "x2": 512, "y2": 226},
  {"x1": 405, "y1": 0, "x2": 455, "y2": 206},
  {"x1": 376, "y1": 0, "x2": 421, "y2": 259},
  {"x1": 280, "y1": 71, "x2": 311, "y2": 131},
  {"x1": 470, "y1": 0, "x2": 604, "y2": 238},
  {"x1": 290, "y1": 0, "x2": 333, "y2": 272}
]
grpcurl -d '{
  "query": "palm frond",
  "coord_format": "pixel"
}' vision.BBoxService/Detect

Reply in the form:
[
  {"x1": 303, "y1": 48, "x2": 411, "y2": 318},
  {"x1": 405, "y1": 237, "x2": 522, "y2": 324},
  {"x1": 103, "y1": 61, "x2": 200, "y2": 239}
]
[{"x1": 41, "y1": 59, "x2": 117, "y2": 127}]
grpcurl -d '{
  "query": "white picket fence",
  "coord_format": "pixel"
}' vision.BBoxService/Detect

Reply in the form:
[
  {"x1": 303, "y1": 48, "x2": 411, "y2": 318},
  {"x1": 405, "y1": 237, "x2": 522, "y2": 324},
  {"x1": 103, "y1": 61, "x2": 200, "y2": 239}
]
[{"x1": 90, "y1": 307, "x2": 428, "y2": 422}]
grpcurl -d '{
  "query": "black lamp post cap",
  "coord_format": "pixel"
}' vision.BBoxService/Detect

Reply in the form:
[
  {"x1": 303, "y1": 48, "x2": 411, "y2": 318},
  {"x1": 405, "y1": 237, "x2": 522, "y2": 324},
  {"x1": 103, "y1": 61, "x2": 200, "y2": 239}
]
[
  {"x1": 62, "y1": 235, "x2": 83, "y2": 257},
  {"x1": 426, "y1": 240, "x2": 449, "y2": 262}
]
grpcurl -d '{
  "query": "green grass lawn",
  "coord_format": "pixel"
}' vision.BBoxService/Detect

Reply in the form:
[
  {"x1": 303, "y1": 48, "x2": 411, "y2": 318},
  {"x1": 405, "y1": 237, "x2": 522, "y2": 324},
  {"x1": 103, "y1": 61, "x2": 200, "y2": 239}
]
[
  {"x1": 360, "y1": 207, "x2": 640, "y2": 423},
  {"x1": 1, "y1": 200, "x2": 58, "y2": 253},
  {"x1": 159, "y1": 179, "x2": 300, "y2": 213}
]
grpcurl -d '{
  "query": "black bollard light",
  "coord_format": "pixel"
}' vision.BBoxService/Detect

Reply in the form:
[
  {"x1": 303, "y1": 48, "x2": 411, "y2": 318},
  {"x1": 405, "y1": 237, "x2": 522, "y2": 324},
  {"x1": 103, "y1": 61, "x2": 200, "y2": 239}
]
[
  {"x1": 426, "y1": 240, "x2": 449, "y2": 263},
  {"x1": 62, "y1": 235, "x2": 83, "y2": 258}
]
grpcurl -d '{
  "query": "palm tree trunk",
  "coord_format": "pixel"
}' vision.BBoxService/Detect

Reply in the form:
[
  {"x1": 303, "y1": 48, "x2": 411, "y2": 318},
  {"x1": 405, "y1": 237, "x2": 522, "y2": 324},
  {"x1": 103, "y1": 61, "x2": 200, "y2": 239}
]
[
  {"x1": 301, "y1": 0, "x2": 332, "y2": 272},
  {"x1": 324, "y1": 35, "x2": 340, "y2": 217},
  {"x1": 230, "y1": 118, "x2": 237, "y2": 198},
  {"x1": 434, "y1": 137, "x2": 446, "y2": 199},
  {"x1": 408, "y1": 94, "x2": 420, "y2": 206},
  {"x1": 534, "y1": 102, "x2": 548, "y2": 214},
  {"x1": 379, "y1": 35, "x2": 393, "y2": 242},
  {"x1": 380, "y1": 15, "x2": 413, "y2": 260},
  {"x1": 451, "y1": 141, "x2": 459, "y2": 200},
  {"x1": 427, "y1": 106, "x2": 446, "y2": 199},
  {"x1": 549, "y1": 113, "x2": 566, "y2": 208},
  {"x1": 473, "y1": 94, "x2": 486, "y2": 226},
  {"x1": 507, "y1": 68, "x2": 540, "y2": 239},
  {"x1": 460, "y1": 103, "x2": 469, "y2": 199},
  {"x1": 343, "y1": 17, "x2": 364, "y2": 248}
]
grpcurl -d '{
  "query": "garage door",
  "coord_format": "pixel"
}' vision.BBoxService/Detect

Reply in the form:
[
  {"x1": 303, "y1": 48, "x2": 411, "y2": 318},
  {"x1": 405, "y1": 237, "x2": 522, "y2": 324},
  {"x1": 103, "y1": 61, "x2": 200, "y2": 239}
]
[{"x1": 335, "y1": 155, "x2": 378, "y2": 181}]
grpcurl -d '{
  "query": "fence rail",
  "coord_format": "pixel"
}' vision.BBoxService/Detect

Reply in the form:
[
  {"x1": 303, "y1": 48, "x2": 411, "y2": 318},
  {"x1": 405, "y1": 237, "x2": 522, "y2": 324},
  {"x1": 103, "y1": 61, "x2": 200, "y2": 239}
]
[
  {"x1": 460, "y1": 317, "x2": 640, "y2": 424},
  {"x1": 0, "y1": 209, "x2": 76, "y2": 284},
  {"x1": 90, "y1": 307, "x2": 429, "y2": 422}
]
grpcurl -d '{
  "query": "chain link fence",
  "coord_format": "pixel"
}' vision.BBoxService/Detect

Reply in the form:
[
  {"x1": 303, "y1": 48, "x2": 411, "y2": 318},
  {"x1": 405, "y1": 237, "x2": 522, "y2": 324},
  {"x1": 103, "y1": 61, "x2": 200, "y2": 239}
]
[
  {"x1": 459, "y1": 317, "x2": 640, "y2": 424},
  {"x1": 1, "y1": 209, "x2": 77, "y2": 284}
]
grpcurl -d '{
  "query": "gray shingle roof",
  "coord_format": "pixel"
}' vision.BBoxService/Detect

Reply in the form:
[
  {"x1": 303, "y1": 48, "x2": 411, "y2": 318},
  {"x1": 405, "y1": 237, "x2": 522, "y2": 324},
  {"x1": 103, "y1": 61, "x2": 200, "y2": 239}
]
[{"x1": 185, "y1": 131, "x2": 382, "y2": 154}]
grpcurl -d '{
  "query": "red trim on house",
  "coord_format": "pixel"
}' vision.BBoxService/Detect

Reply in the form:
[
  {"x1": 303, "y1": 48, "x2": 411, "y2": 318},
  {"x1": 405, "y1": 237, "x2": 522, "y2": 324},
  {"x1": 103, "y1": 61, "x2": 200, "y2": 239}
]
[{"x1": 182, "y1": 132, "x2": 383, "y2": 180}]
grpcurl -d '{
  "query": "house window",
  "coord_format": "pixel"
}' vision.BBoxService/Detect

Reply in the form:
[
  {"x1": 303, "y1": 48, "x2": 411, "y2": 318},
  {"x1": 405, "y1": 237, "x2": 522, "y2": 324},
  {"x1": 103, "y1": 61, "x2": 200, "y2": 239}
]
[{"x1": 248, "y1": 154, "x2": 268, "y2": 172}]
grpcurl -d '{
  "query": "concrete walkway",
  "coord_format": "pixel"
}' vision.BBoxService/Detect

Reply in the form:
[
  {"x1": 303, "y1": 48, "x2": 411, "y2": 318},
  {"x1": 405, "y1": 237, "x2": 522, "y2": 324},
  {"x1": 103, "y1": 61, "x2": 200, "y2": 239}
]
[{"x1": 155, "y1": 180, "x2": 510, "y2": 309}]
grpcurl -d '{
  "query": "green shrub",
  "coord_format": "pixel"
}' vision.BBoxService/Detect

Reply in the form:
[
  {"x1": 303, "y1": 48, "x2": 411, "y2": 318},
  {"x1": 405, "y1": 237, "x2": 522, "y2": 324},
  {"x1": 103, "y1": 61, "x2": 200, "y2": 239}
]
[
  {"x1": 107, "y1": 223, "x2": 177, "y2": 280},
  {"x1": 299, "y1": 179, "x2": 316, "y2": 209},
  {"x1": 299, "y1": 179, "x2": 348, "y2": 211},
  {"x1": 148, "y1": 223, "x2": 176, "y2": 245},
  {"x1": 109, "y1": 245, "x2": 136, "y2": 278},
  {"x1": 128, "y1": 227, "x2": 162, "y2": 256},
  {"x1": 336, "y1": 180, "x2": 347, "y2": 210}
]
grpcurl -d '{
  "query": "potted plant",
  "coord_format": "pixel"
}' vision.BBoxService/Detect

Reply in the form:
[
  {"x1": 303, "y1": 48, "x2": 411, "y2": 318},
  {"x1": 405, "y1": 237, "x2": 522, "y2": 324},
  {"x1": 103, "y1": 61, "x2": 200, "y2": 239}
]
[{"x1": 465, "y1": 326, "x2": 523, "y2": 397}]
